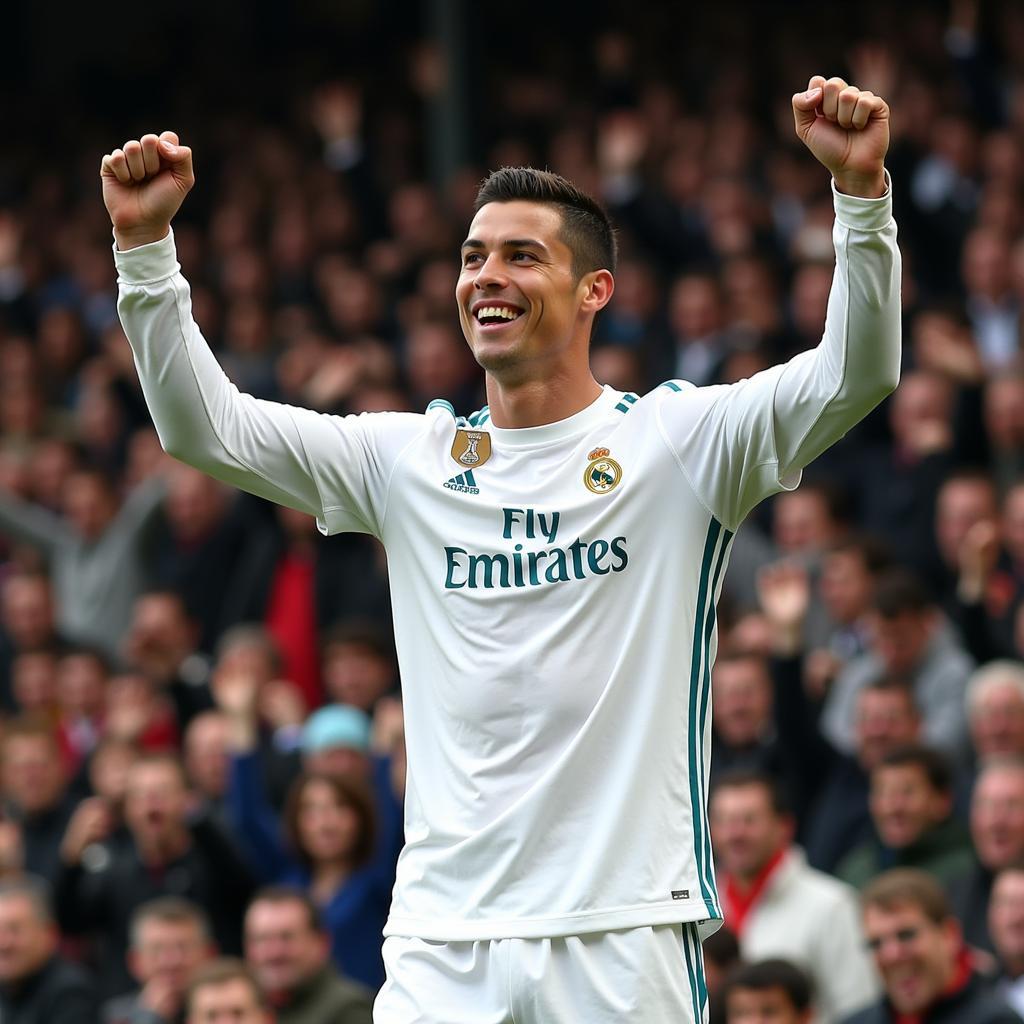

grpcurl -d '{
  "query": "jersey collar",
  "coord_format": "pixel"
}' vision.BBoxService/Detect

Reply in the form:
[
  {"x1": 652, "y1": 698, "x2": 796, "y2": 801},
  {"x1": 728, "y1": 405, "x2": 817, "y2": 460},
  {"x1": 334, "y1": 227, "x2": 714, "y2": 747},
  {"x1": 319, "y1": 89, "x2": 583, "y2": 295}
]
[{"x1": 486, "y1": 386, "x2": 622, "y2": 450}]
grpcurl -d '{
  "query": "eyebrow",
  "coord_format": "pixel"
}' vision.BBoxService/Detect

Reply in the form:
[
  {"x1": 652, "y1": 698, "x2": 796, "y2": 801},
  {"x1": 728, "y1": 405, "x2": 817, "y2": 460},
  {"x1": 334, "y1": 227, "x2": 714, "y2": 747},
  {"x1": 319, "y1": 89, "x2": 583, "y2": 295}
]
[{"x1": 460, "y1": 237, "x2": 549, "y2": 252}]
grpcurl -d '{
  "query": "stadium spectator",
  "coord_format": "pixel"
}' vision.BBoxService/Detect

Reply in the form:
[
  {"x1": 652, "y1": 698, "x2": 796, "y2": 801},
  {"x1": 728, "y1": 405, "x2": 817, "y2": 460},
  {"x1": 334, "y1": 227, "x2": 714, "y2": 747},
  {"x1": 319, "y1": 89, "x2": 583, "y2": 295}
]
[
  {"x1": 855, "y1": 372, "x2": 958, "y2": 576},
  {"x1": 836, "y1": 745, "x2": 972, "y2": 888},
  {"x1": 804, "y1": 679, "x2": 923, "y2": 873},
  {"x1": 1, "y1": 719, "x2": 76, "y2": 885},
  {"x1": 228, "y1": 756, "x2": 388, "y2": 990},
  {"x1": 319, "y1": 622, "x2": 397, "y2": 714},
  {"x1": 54, "y1": 644, "x2": 110, "y2": 769},
  {"x1": 723, "y1": 959, "x2": 814, "y2": 1024},
  {"x1": 183, "y1": 712, "x2": 231, "y2": 824},
  {"x1": 0, "y1": 467, "x2": 165, "y2": 657},
  {"x1": 123, "y1": 592, "x2": 214, "y2": 732},
  {"x1": 244, "y1": 887, "x2": 373, "y2": 1023},
  {"x1": 183, "y1": 959, "x2": 271, "y2": 1024},
  {"x1": 967, "y1": 662, "x2": 1024, "y2": 766},
  {"x1": 0, "y1": 572, "x2": 62, "y2": 712},
  {"x1": 703, "y1": 926, "x2": 741, "y2": 1024},
  {"x1": 710, "y1": 771, "x2": 877, "y2": 1023},
  {"x1": 152, "y1": 465, "x2": 261, "y2": 651},
  {"x1": 846, "y1": 868, "x2": 1022, "y2": 1024},
  {"x1": 0, "y1": 876, "x2": 97, "y2": 1023},
  {"x1": 102, "y1": 897, "x2": 216, "y2": 1024},
  {"x1": 56, "y1": 753, "x2": 255, "y2": 998},
  {"x1": 950, "y1": 757, "x2": 1024, "y2": 954},
  {"x1": 983, "y1": 375, "x2": 1024, "y2": 496},
  {"x1": 989, "y1": 864, "x2": 1024, "y2": 1018},
  {"x1": 821, "y1": 570, "x2": 973, "y2": 761}
]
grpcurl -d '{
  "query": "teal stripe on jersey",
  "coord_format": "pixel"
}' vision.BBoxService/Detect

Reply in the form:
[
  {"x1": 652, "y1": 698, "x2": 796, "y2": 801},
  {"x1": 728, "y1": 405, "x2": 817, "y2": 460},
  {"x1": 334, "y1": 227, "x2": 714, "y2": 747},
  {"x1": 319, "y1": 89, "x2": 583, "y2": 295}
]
[
  {"x1": 479, "y1": 408, "x2": 491, "y2": 425},
  {"x1": 622, "y1": 392, "x2": 638, "y2": 404},
  {"x1": 465, "y1": 470, "x2": 476, "y2": 487},
  {"x1": 427, "y1": 398, "x2": 455, "y2": 417},
  {"x1": 682, "y1": 926, "x2": 704, "y2": 1023},
  {"x1": 688, "y1": 520, "x2": 721, "y2": 911},
  {"x1": 660, "y1": 380, "x2": 683, "y2": 392},
  {"x1": 696, "y1": 525, "x2": 734, "y2": 917}
]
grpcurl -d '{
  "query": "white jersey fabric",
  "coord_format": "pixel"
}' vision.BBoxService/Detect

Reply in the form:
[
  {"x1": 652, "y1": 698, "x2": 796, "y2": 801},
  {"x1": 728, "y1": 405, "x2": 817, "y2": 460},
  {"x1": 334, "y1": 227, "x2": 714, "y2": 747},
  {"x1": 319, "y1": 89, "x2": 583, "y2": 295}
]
[{"x1": 114, "y1": 177, "x2": 900, "y2": 943}]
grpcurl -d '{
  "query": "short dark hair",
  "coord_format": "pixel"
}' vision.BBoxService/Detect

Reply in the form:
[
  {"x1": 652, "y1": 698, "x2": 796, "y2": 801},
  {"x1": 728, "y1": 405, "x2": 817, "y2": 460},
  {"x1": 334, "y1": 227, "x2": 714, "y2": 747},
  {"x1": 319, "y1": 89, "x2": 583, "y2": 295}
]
[
  {"x1": 474, "y1": 167, "x2": 617, "y2": 278},
  {"x1": 724, "y1": 958, "x2": 813, "y2": 1012},
  {"x1": 827, "y1": 533, "x2": 893, "y2": 576},
  {"x1": 247, "y1": 886, "x2": 324, "y2": 933},
  {"x1": 130, "y1": 896, "x2": 212, "y2": 948},
  {"x1": 872, "y1": 570, "x2": 932, "y2": 618},
  {"x1": 185, "y1": 958, "x2": 269, "y2": 1014},
  {"x1": 322, "y1": 619, "x2": 395, "y2": 664},
  {"x1": 0, "y1": 876, "x2": 54, "y2": 926},
  {"x1": 876, "y1": 744, "x2": 953, "y2": 794},
  {"x1": 283, "y1": 772, "x2": 376, "y2": 871},
  {"x1": 710, "y1": 769, "x2": 791, "y2": 817},
  {"x1": 861, "y1": 868, "x2": 950, "y2": 924}
]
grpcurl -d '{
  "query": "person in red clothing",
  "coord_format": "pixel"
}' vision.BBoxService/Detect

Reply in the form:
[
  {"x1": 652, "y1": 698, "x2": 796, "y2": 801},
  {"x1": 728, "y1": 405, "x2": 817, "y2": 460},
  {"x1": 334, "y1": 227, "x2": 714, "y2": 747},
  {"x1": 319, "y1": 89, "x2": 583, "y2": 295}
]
[
  {"x1": 843, "y1": 868, "x2": 1021, "y2": 1024},
  {"x1": 710, "y1": 771, "x2": 877, "y2": 1023}
]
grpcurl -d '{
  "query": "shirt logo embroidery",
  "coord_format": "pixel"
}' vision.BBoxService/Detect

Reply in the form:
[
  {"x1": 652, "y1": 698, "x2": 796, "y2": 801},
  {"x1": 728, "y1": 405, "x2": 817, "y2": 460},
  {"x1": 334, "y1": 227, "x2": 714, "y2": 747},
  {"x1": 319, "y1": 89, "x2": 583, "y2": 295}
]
[
  {"x1": 452, "y1": 429, "x2": 492, "y2": 468},
  {"x1": 584, "y1": 448, "x2": 622, "y2": 495},
  {"x1": 443, "y1": 471, "x2": 480, "y2": 495}
]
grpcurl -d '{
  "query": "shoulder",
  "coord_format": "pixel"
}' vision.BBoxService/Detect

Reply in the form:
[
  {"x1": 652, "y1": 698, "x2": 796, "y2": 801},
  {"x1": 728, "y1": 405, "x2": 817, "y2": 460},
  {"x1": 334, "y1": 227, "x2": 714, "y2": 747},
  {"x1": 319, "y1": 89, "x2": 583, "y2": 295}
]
[
  {"x1": 839, "y1": 1005, "x2": 885, "y2": 1024},
  {"x1": 781, "y1": 854, "x2": 859, "y2": 908},
  {"x1": 41, "y1": 955, "x2": 97, "y2": 1004}
]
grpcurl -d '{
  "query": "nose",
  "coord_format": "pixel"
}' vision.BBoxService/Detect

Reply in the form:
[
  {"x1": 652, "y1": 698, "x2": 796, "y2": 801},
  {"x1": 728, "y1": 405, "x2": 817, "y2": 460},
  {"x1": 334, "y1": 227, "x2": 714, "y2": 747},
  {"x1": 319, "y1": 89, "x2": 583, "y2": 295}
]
[{"x1": 473, "y1": 251, "x2": 508, "y2": 290}]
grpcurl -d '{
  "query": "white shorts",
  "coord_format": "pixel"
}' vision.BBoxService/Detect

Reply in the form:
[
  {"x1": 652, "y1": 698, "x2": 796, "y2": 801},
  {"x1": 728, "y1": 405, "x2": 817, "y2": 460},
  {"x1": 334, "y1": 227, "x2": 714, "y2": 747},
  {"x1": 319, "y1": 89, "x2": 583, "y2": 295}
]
[{"x1": 373, "y1": 923, "x2": 708, "y2": 1023}]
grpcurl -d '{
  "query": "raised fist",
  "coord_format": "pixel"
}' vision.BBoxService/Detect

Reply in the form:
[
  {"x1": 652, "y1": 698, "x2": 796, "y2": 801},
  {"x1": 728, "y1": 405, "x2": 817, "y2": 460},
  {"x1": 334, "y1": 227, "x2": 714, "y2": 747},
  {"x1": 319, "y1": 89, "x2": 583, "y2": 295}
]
[
  {"x1": 792, "y1": 75, "x2": 889, "y2": 198},
  {"x1": 100, "y1": 131, "x2": 195, "y2": 251}
]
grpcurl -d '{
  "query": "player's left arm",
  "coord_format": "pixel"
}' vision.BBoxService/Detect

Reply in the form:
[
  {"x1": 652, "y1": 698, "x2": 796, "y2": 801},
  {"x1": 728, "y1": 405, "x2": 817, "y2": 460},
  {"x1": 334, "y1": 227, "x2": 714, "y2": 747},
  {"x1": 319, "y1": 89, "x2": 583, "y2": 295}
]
[
  {"x1": 656, "y1": 76, "x2": 900, "y2": 530},
  {"x1": 771, "y1": 75, "x2": 900, "y2": 466}
]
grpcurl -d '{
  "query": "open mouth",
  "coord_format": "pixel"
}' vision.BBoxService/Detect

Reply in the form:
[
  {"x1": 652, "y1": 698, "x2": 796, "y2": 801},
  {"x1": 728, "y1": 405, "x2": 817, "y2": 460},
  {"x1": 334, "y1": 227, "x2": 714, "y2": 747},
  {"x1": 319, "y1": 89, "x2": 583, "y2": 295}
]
[{"x1": 473, "y1": 304, "x2": 524, "y2": 327}]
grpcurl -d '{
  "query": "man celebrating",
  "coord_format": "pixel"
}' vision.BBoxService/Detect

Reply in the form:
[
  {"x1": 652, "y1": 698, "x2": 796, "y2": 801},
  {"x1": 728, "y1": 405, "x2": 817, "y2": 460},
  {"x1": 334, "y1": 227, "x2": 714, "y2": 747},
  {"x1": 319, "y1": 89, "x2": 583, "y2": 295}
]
[{"x1": 101, "y1": 73, "x2": 899, "y2": 1022}]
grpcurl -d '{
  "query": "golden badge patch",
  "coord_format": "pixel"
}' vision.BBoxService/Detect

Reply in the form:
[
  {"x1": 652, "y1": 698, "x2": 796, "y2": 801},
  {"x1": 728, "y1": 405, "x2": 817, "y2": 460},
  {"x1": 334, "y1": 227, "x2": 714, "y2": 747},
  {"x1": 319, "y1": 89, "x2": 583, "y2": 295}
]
[
  {"x1": 451, "y1": 429, "x2": 492, "y2": 469},
  {"x1": 584, "y1": 451, "x2": 622, "y2": 495}
]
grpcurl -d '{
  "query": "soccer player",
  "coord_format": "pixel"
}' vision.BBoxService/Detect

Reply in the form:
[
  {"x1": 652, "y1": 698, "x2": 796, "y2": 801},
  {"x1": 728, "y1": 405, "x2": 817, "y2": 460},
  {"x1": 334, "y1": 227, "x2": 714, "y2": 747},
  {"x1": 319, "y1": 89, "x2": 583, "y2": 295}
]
[{"x1": 101, "y1": 74, "x2": 899, "y2": 1022}]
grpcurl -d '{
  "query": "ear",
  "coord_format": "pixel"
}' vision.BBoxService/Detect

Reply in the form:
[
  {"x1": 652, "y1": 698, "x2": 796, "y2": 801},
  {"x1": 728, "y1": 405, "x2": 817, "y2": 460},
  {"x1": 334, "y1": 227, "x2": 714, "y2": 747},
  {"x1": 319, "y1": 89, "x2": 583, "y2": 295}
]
[{"x1": 579, "y1": 269, "x2": 615, "y2": 315}]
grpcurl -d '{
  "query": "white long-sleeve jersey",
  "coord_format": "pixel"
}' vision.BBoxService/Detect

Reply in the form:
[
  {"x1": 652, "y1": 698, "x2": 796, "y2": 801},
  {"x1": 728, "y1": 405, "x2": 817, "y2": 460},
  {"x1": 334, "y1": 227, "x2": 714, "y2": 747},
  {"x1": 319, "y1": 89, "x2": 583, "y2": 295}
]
[{"x1": 115, "y1": 178, "x2": 900, "y2": 942}]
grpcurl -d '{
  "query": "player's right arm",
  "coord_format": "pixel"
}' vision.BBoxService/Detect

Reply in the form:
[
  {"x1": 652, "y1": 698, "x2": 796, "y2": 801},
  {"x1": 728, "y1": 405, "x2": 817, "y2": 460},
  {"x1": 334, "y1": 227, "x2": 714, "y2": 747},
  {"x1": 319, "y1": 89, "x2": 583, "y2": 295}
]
[{"x1": 102, "y1": 133, "x2": 414, "y2": 537}]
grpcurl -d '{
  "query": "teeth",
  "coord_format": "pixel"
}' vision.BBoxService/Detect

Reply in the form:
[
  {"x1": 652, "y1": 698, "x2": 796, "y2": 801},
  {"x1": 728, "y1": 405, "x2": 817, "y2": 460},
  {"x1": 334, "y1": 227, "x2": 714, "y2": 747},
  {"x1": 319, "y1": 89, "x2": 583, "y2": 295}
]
[{"x1": 476, "y1": 306, "x2": 521, "y2": 322}]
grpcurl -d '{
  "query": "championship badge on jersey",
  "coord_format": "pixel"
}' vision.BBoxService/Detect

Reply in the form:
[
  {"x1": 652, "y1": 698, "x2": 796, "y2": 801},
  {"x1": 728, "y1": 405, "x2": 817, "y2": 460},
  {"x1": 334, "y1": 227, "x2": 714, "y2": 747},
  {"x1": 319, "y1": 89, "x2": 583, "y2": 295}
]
[{"x1": 451, "y1": 429, "x2": 492, "y2": 469}]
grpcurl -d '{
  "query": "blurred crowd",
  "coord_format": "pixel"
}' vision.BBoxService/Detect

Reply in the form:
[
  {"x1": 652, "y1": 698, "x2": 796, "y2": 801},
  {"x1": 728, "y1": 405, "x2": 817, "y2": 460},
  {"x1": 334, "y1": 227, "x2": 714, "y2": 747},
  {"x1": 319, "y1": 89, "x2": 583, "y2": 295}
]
[{"x1": 4, "y1": 0, "x2": 1024, "y2": 1021}]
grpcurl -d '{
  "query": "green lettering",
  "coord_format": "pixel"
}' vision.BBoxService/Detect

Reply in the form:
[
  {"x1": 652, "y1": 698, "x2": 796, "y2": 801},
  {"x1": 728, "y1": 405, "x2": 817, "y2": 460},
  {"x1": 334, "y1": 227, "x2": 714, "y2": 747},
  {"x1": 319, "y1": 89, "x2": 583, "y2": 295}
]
[
  {"x1": 469, "y1": 552, "x2": 510, "y2": 589},
  {"x1": 445, "y1": 547, "x2": 467, "y2": 589},
  {"x1": 587, "y1": 538, "x2": 611, "y2": 575},
  {"x1": 568, "y1": 537, "x2": 588, "y2": 579},
  {"x1": 544, "y1": 548, "x2": 569, "y2": 583},
  {"x1": 610, "y1": 536, "x2": 629, "y2": 572}
]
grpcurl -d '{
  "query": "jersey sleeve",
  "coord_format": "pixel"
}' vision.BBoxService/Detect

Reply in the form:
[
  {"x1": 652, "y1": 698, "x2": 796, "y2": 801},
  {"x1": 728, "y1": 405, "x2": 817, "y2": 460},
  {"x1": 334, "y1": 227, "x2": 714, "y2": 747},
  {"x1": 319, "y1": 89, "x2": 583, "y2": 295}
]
[
  {"x1": 115, "y1": 232, "x2": 425, "y2": 538},
  {"x1": 655, "y1": 173, "x2": 901, "y2": 531}
]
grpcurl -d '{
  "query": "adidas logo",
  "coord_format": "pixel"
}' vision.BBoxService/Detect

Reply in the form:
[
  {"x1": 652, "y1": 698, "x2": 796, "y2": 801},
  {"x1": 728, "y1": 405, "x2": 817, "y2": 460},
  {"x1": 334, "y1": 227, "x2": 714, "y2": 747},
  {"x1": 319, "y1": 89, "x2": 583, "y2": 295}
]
[{"x1": 443, "y1": 470, "x2": 480, "y2": 495}]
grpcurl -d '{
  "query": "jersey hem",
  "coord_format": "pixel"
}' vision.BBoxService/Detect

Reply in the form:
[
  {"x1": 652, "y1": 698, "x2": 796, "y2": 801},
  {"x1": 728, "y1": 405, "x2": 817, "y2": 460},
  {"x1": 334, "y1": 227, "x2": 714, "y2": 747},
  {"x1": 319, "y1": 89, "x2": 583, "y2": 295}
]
[{"x1": 383, "y1": 898, "x2": 720, "y2": 941}]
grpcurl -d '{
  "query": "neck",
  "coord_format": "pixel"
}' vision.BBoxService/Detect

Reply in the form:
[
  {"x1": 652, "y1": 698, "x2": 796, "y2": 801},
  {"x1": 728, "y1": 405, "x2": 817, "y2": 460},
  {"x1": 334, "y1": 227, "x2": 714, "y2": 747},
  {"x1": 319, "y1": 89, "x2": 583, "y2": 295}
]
[
  {"x1": 136, "y1": 827, "x2": 189, "y2": 867},
  {"x1": 485, "y1": 369, "x2": 602, "y2": 429},
  {"x1": 312, "y1": 860, "x2": 350, "y2": 890}
]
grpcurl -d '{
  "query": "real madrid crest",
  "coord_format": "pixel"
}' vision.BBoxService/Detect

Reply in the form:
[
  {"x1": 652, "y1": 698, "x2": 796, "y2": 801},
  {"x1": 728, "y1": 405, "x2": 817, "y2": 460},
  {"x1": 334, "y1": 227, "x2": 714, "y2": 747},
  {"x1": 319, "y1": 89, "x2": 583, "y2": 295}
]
[
  {"x1": 584, "y1": 446, "x2": 622, "y2": 495},
  {"x1": 451, "y1": 429, "x2": 492, "y2": 469}
]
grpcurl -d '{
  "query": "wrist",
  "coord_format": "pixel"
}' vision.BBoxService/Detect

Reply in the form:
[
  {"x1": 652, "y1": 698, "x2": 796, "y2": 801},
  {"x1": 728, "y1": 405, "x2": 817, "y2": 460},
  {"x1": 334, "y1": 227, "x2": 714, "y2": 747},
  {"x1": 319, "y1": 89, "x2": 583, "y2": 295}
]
[
  {"x1": 113, "y1": 224, "x2": 171, "y2": 252},
  {"x1": 833, "y1": 169, "x2": 887, "y2": 199}
]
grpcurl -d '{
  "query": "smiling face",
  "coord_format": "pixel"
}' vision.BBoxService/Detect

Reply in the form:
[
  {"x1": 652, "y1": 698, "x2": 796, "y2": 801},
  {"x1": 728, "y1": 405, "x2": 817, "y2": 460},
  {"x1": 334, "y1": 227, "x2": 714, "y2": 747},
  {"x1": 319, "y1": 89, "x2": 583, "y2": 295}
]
[
  {"x1": 863, "y1": 902, "x2": 957, "y2": 1015},
  {"x1": 870, "y1": 763, "x2": 948, "y2": 850},
  {"x1": 456, "y1": 201, "x2": 610, "y2": 385}
]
